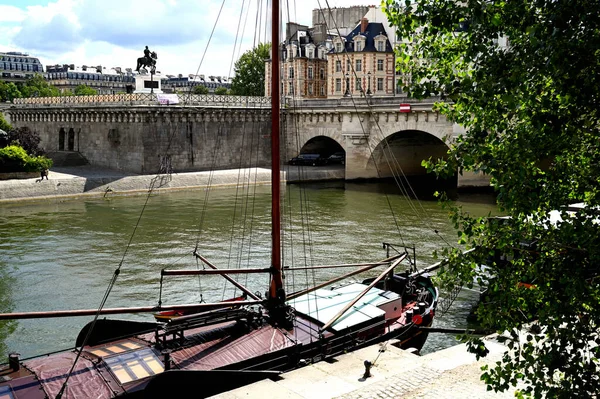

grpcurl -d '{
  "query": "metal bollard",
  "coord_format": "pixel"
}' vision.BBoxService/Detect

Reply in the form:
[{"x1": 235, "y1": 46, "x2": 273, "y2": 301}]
[{"x1": 363, "y1": 360, "x2": 372, "y2": 379}]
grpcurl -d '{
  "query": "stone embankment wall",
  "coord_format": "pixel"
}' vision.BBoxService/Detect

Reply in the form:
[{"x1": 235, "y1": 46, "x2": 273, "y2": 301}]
[{"x1": 9, "y1": 106, "x2": 272, "y2": 174}]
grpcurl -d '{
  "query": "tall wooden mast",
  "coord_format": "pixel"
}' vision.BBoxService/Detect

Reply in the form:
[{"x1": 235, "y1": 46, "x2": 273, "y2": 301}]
[{"x1": 269, "y1": 0, "x2": 283, "y2": 303}]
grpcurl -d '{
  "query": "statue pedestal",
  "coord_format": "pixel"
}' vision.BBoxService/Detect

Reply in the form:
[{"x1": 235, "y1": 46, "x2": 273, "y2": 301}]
[{"x1": 134, "y1": 73, "x2": 163, "y2": 94}]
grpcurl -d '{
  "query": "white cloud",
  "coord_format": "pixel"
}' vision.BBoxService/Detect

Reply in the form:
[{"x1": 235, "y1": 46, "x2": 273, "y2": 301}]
[
  {"x1": 0, "y1": 5, "x2": 26, "y2": 22},
  {"x1": 1, "y1": 0, "x2": 380, "y2": 77}
]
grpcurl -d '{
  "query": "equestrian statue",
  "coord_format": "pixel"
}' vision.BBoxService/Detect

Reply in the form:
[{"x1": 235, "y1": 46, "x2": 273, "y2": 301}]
[{"x1": 136, "y1": 46, "x2": 157, "y2": 73}]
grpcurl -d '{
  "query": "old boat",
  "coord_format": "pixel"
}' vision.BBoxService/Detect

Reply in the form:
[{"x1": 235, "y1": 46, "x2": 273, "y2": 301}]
[{"x1": 0, "y1": 3, "x2": 439, "y2": 398}]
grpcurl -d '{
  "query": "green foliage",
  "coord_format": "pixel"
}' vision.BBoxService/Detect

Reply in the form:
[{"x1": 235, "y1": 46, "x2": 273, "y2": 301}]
[
  {"x1": 0, "y1": 113, "x2": 11, "y2": 133},
  {"x1": 0, "y1": 80, "x2": 22, "y2": 102},
  {"x1": 0, "y1": 145, "x2": 52, "y2": 173},
  {"x1": 74, "y1": 84, "x2": 97, "y2": 96},
  {"x1": 4, "y1": 127, "x2": 44, "y2": 156},
  {"x1": 385, "y1": 0, "x2": 600, "y2": 397},
  {"x1": 214, "y1": 86, "x2": 228, "y2": 95},
  {"x1": 230, "y1": 42, "x2": 271, "y2": 96},
  {"x1": 18, "y1": 74, "x2": 61, "y2": 98},
  {"x1": 192, "y1": 85, "x2": 209, "y2": 95}
]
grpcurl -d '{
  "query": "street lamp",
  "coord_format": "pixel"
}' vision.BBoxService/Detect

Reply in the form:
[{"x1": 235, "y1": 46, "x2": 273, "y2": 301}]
[
  {"x1": 344, "y1": 72, "x2": 350, "y2": 97},
  {"x1": 366, "y1": 71, "x2": 372, "y2": 96}
]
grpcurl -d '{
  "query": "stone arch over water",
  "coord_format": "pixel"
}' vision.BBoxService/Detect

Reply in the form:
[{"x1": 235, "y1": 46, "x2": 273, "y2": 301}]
[{"x1": 367, "y1": 129, "x2": 456, "y2": 190}]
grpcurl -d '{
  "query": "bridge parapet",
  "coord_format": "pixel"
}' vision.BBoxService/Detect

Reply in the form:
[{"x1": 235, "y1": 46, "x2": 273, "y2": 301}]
[{"x1": 12, "y1": 93, "x2": 271, "y2": 109}]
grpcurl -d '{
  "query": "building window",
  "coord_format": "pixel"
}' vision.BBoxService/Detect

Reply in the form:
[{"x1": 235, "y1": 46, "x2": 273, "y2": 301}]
[
  {"x1": 335, "y1": 78, "x2": 341, "y2": 92},
  {"x1": 377, "y1": 40, "x2": 385, "y2": 51},
  {"x1": 356, "y1": 60, "x2": 362, "y2": 72},
  {"x1": 320, "y1": 85, "x2": 325, "y2": 96},
  {"x1": 347, "y1": 60, "x2": 351, "y2": 72},
  {"x1": 308, "y1": 66, "x2": 313, "y2": 79},
  {"x1": 288, "y1": 82, "x2": 294, "y2": 94},
  {"x1": 308, "y1": 49, "x2": 314, "y2": 58},
  {"x1": 356, "y1": 41, "x2": 362, "y2": 51},
  {"x1": 289, "y1": 67, "x2": 294, "y2": 79},
  {"x1": 335, "y1": 42, "x2": 343, "y2": 52},
  {"x1": 377, "y1": 77, "x2": 384, "y2": 91},
  {"x1": 356, "y1": 77, "x2": 361, "y2": 92},
  {"x1": 320, "y1": 68, "x2": 325, "y2": 79},
  {"x1": 308, "y1": 83, "x2": 313, "y2": 95},
  {"x1": 335, "y1": 60, "x2": 341, "y2": 72},
  {"x1": 377, "y1": 59, "x2": 384, "y2": 71}
]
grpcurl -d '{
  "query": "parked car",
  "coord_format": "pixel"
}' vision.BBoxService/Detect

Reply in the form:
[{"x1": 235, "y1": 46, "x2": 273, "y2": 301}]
[
  {"x1": 327, "y1": 152, "x2": 345, "y2": 165},
  {"x1": 288, "y1": 153, "x2": 326, "y2": 166}
]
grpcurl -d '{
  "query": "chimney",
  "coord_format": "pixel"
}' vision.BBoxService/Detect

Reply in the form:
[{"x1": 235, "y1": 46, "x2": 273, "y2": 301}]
[{"x1": 360, "y1": 18, "x2": 368, "y2": 33}]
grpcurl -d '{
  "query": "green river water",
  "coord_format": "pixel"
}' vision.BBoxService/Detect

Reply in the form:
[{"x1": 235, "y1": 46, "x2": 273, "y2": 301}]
[{"x1": 0, "y1": 181, "x2": 499, "y2": 362}]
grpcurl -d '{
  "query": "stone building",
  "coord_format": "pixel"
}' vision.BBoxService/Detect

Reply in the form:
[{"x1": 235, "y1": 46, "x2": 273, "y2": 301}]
[
  {"x1": 45, "y1": 64, "x2": 135, "y2": 94},
  {"x1": 161, "y1": 74, "x2": 231, "y2": 94},
  {"x1": 0, "y1": 52, "x2": 44, "y2": 83},
  {"x1": 265, "y1": 23, "x2": 329, "y2": 99},
  {"x1": 327, "y1": 15, "x2": 396, "y2": 99},
  {"x1": 265, "y1": 6, "x2": 402, "y2": 100}
]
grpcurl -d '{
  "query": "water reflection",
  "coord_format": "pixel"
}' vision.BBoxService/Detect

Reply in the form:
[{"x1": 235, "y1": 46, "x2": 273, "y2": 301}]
[{"x1": 0, "y1": 182, "x2": 499, "y2": 360}]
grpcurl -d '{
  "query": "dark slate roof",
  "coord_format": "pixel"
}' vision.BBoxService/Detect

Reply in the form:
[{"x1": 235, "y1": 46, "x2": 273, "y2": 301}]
[{"x1": 330, "y1": 22, "x2": 394, "y2": 54}]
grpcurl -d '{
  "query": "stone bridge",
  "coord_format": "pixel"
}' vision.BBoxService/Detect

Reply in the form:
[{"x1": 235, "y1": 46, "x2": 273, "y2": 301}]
[{"x1": 6, "y1": 94, "x2": 486, "y2": 188}]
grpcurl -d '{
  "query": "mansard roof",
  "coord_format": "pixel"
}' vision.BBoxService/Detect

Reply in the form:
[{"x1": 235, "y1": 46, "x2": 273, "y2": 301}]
[{"x1": 331, "y1": 22, "x2": 394, "y2": 53}]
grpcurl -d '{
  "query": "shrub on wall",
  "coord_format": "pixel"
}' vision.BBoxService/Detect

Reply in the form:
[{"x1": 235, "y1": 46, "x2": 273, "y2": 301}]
[{"x1": 0, "y1": 145, "x2": 53, "y2": 173}]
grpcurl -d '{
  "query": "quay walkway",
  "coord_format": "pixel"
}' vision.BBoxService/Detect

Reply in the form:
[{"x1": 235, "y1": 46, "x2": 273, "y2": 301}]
[
  {"x1": 0, "y1": 165, "x2": 345, "y2": 203},
  {"x1": 211, "y1": 335, "x2": 521, "y2": 399}
]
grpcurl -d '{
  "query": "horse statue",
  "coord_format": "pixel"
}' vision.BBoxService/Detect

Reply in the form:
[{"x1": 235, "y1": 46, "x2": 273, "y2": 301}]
[{"x1": 136, "y1": 51, "x2": 158, "y2": 73}]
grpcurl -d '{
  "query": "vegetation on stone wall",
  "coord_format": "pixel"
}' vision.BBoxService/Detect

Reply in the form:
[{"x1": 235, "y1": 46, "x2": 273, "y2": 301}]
[
  {"x1": 385, "y1": 0, "x2": 599, "y2": 397},
  {"x1": 0, "y1": 127, "x2": 52, "y2": 173},
  {"x1": 0, "y1": 145, "x2": 53, "y2": 173},
  {"x1": 0, "y1": 114, "x2": 11, "y2": 133},
  {"x1": 231, "y1": 43, "x2": 271, "y2": 96}
]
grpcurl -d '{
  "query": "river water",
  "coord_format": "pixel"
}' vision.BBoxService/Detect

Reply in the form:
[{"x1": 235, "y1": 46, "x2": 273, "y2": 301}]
[{"x1": 0, "y1": 181, "x2": 498, "y2": 362}]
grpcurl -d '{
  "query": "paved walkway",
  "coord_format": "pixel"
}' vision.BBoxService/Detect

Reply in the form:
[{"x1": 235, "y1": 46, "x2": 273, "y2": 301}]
[
  {"x1": 211, "y1": 335, "x2": 522, "y2": 399},
  {"x1": 0, "y1": 165, "x2": 345, "y2": 203}
]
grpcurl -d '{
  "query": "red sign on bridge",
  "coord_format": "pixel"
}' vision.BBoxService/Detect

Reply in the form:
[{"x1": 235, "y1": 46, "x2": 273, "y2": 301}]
[{"x1": 399, "y1": 103, "x2": 411, "y2": 113}]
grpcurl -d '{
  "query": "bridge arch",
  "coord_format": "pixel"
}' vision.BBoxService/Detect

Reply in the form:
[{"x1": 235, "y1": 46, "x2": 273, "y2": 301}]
[
  {"x1": 286, "y1": 135, "x2": 344, "y2": 161},
  {"x1": 367, "y1": 129, "x2": 456, "y2": 188}
]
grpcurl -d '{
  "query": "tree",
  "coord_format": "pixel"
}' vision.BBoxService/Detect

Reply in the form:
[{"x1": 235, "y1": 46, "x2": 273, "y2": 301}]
[
  {"x1": 74, "y1": 85, "x2": 97, "y2": 96},
  {"x1": 4, "y1": 127, "x2": 45, "y2": 156},
  {"x1": 214, "y1": 86, "x2": 228, "y2": 95},
  {"x1": 0, "y1": 113, "x2": 11, "y2": 134},
  {"x1": 19, "y1": 74, "x2": 60, "y2": 98},
  {"x1": 230, "y1": 43, "x2": 270, "y2": 96},
  {"x1": 193, "y1": 85, "x2": 209, "y2": 95},
  {"x1": 385, "y1": 1, "x2": 600, "y2": 397},
  {"x1": 0, "y1": 81, "x2": 22, "y2": 102}
]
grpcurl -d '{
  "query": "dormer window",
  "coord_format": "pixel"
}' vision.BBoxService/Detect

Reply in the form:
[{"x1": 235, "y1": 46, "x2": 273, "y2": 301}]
[
  {"x1": 356, "y1": 41, "x2": 363, "y2": 51},
  {"x1": 377, "y1": 40, "x2": 385, "y2": 51},
  {"x1": 307, "y1": 49, "x2": 314, "y2": 59},
  {"x1": 335, "y1": 42, "x2": 343, "y2": 53}
]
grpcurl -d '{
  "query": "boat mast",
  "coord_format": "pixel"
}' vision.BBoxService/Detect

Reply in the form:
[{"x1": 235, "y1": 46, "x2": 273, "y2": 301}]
[{"x1": 269, "y1": 0, "x2": 283, "y2": 303}]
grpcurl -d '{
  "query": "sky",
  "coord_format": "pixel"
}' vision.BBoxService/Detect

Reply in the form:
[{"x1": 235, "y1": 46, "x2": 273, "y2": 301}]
[{"x1": 0, "y1": 0, "x2": 377, "y2": 78}]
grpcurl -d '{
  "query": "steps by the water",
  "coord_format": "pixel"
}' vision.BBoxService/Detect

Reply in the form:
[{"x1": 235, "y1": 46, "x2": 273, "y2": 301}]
[
  {"x1": 211, "y1": 336, "x2": 524, "y2": 399},
  {"x1": 46, "y1": 151, "x2": 89, "y2": 167}
]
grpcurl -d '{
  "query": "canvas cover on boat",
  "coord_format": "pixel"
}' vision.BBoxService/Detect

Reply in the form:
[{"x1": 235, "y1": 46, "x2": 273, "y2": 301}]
[
  {"x1": 288, "y1": 283, "x2": 401, "y2": 331},
  {"x1": 24, "y1": 351, "x2": 113, "y2": 399}
]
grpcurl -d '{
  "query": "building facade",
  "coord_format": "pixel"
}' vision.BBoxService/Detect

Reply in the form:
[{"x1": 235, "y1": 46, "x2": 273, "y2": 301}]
[
  {"x1": 265, "y1": 23, "x2": 329, "y2": 99},
  {"x1": 327, "y1": 17, "x2": 396, "y2": 99},
  {"x1": 45, "y1": 65, "x2": 135, "y2": 94},
  {"x1": 0, "y1": 52, "x2": 44, "y2": 83},
  {"x1": 161, "y1": 74, "x2": 231, "y2": 93}
]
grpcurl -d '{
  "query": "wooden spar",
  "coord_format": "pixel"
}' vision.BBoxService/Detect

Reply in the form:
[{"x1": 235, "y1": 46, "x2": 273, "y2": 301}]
[
  {"x1": 287, "y1": 253, "x2": 407, "y2": 301},
  {"x1": 319, "y1": 254, "x2": 407, "y2": 332},
  {"x1": 193, "y1": 251, "x2": 260, "y2": 300},
  {"x1": 268, "y1": 0, "x2": 283, "y2": 302},
  {"x1": 162, "y1": 261, "x2": 393, "y2": 276},
  {"x1": 0, "y1": 300, "x2": 266, "y2": 320},
  {"x1": 409, "y1": 248, "x2": 476, "y2": 278}
]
